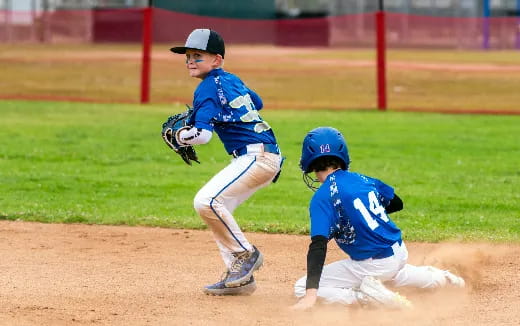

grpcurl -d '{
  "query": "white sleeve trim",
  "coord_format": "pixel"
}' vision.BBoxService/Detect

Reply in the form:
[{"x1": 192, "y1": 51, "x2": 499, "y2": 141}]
[{"x1": 178, "y1": 127, "x2": 212, "y2": 145}]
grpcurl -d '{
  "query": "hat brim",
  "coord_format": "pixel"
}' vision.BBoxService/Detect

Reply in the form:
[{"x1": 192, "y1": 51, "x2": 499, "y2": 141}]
[
  {"x1": 170, "y1": 47, "x2": 223, "y2": 56},
  {"x1": 170, "y1": 46, "x2": 187, "y2": 54}
]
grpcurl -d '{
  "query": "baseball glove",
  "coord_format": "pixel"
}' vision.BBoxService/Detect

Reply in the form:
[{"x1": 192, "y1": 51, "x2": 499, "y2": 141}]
[{"x1": 161, "y1": 108, "x2": 200, "y2": 166}]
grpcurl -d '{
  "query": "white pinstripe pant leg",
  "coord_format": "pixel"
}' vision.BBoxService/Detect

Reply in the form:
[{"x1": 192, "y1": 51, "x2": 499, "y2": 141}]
[
  {"x1": 389, "y1": 243, "x2": 453, "y2": 288},
  {"x1": 193, "y1": 152, "x2": 281, "y2": 268}
]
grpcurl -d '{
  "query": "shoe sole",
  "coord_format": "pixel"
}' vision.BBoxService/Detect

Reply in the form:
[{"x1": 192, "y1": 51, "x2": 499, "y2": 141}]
[
  {"x1": 203, "y1": 281, "x2": 257, "y2": 296},
  {"x1": 224, "y1": 251, "x2": 264, "y2": 287}
]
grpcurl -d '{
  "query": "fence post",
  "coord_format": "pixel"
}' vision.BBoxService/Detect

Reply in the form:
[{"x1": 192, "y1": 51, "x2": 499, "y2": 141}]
[
  {"x1": 516, "y1": 0, "x2": 520, "y2": 49},
  {"x1": 31, "y1": 0, "x2": 37, "y2": 41},
  {"x1": 376, "y1": 0, "x2": 387, "y2": 111},
  {"x1": 4, "y1": 0, "x2": 12, "y2": 42},
  {"x1": 482, "y1": 0, "x2": 490, "y2": 49},
  {"x1": 140, "y1": 1, "x2": 153, "y2": 104},
  {"x1": 40, "y1": 0, "x2": 49, "y2": 43}
]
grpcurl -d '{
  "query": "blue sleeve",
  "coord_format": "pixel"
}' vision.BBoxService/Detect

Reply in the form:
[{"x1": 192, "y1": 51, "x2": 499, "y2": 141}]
[
  {"x1": 372, "y1": 178, "x2": 395, "y2": 207},
  {"x1": 192, "y1": 98, "x2": 218, "y2": 131},
  {"x1": 248, "y1": 88, "x2": 263, "y2": 111},
  {"x1": 192, "y1": 81, "x2": 220, "y2": 131},
  {"x1": 309, "y1": 194, "x2": 333, "y2": 238}
]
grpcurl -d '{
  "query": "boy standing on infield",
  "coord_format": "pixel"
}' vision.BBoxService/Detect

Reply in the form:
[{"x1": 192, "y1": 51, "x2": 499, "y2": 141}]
[
  {"x1": 292, "y1": 127, "x2": 465, "y2": 310},
  {"x1": 170, "y1": 29, "x2": 283, "y2": 295}
]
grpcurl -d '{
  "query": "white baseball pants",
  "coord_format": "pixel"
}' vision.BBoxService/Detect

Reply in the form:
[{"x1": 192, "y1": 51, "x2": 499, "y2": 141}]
[
  {"x1": 194, "y1": 151, "x2": 282, "y2": 268},
  {"x1": 294, "y1": 241, "x2": 457, "y2": 304}
]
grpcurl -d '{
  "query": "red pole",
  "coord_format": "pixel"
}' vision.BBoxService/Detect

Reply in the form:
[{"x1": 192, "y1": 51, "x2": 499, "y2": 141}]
[
  {"x1": 375, "y1": 8, "x2": 387, "y2": 111},
  {"x1": 5, "y1": 0, "x2": 12, "y2": 42},
  {"x1": 140, "y1": 5, "x2": 152, "y2": 104}
]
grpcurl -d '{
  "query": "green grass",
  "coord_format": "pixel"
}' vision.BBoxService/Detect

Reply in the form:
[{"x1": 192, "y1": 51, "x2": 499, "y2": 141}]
[{"x1": 1, "y1": 100, "x2": 519, "y2": 242}]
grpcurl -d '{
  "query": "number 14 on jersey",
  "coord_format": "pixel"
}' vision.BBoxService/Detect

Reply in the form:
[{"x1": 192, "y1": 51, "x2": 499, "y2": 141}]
[{"x1": 353, "y1": 191, "x2": 390, "y2": 230}]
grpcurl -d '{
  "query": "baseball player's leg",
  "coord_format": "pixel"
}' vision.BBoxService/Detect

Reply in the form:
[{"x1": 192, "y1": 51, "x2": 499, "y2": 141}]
[
  {"x1": 194, "y1": 154, "x2": 280, "y2": 262},
  {"x1": 294, "y1": 246, "x2": 409, "y2": 307},
  {"x1": 294, "y1": 257, "x2": 397, "y2": 305},
  {"x1": 294, "y1": 260, "x2": 360, "y2": 305},
  {"x1": 390, "y1": 264, "x2": 465, "y2": 288},
  {"x1": 294, "y1": 276, "x2": 360, "y2": 305},
  {"x1": 195, "y1": 152, "x2": 281, "y2": 289},
  {"x1": 388, "y1": 242, "x2": 465, "y2": 288}
]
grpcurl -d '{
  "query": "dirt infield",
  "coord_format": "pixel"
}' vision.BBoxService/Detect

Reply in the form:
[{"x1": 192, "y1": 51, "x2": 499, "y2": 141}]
[{"x1": 0, "y1": 221, "x2": 518, "y2": 326}]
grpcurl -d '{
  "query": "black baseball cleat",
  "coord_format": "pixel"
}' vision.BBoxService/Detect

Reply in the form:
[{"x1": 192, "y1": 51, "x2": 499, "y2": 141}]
[{"x1": 203, "y1": 275, "x2": 256, "y2": 296}]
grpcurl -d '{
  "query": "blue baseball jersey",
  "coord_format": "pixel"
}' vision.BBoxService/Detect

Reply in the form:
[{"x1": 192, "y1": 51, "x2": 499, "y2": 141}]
[
  {"x1": 188, "y1": 68, "x2": 278, "y2": 154},
  {"x1": 309, "y1": 170, "x2": 402, "y2": 261}
]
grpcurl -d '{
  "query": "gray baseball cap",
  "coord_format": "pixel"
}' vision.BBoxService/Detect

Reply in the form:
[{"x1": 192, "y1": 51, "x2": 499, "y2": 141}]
[{"x1": 171, "y1": 29, "x2": 225, "y2": 58}]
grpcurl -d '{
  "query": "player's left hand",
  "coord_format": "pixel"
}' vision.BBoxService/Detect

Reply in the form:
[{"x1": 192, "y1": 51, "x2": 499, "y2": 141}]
[{"x1": 161, "y1": 109, "x2": 200, "y2": 166}]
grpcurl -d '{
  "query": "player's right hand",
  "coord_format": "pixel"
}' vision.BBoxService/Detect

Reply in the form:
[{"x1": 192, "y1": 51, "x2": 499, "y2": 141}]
[{"x1": 290, "y1": 289, "x2": 318, "y2": 311}]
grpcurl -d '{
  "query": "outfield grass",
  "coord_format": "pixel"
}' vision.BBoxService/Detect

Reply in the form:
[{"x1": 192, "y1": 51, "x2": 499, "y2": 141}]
[{"x1": 0, "y1": 100, "x2": 518, "y2": 242}]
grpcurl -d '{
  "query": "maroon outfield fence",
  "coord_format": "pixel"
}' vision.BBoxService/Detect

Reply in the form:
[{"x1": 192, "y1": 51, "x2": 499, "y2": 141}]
[{"x1": 2, "y1": 8, "x2": 518, "y2": 48}]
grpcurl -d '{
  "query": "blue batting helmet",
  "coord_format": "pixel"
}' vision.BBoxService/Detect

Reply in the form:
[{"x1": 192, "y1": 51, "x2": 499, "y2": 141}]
[{"x1": 299, "y1": 127, "x2": 350, "y2": 173}]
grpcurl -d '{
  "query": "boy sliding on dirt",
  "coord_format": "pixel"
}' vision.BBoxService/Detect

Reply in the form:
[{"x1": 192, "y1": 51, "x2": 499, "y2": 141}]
[{"x1": 292, "y1": 127, "x2": 465, "y2": 310}]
